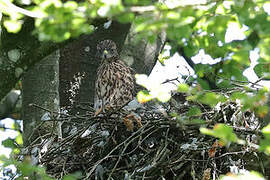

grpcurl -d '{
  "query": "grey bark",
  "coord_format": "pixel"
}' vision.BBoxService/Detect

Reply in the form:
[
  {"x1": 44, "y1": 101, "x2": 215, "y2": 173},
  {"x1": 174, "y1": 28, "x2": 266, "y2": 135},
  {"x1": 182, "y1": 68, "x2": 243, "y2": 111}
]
[
  {"x1": 121, "y1": 24, "x2": 166, "y2": 75},
  {"x1": 0, "y1": 90, "x2": 20, "y2": 120},
  {"x1": 0, "y1": 18, "x2": 69, "y2": 101},
  {"x1": 22, "y1": 50, "x2": 60, "y2": 146}
]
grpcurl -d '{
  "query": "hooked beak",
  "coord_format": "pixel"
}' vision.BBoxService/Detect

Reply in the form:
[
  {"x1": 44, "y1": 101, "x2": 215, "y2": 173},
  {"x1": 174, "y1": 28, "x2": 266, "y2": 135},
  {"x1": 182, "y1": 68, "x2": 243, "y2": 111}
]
[{"x1": 103, "y1": 50, "x2": 108, "y2": 59}]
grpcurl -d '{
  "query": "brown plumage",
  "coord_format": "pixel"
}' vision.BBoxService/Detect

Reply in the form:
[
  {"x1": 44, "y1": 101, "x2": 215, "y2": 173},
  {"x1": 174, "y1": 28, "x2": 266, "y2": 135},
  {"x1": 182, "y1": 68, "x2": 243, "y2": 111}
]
[{"x1": 94, "y1": 39, "x2": 135, "y2": 115}]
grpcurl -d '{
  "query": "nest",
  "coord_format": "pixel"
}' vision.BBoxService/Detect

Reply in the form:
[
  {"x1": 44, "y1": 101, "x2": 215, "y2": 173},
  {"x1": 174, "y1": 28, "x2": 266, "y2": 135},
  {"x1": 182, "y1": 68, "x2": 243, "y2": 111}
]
[{"x1": 32, "y1": 92, "x2": 269, "y2": 179}]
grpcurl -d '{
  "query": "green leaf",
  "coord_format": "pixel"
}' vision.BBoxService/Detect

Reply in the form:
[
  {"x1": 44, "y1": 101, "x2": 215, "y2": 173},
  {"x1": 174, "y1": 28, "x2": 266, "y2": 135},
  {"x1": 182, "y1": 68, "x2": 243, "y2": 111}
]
[
  {"x1": 3, "y1": 20, "x2": 22, "y2": 33},
  {"x1": 200, "y1": 124, "x2": 243, "y2": 145},
  {"x1": 207, "y1": 16, "x2": 231, "y2": 42},
  {"x1": 199, "y1": 92, "x2": 226, "y2": 107},
  {"x1": 165, "y1": 11, "x2": 180, "y2": 20},
  {"x1": 194, "y1": 64, "x2": 212, "y2": 78},
  {"x1": 256, "y1": 105, "x2": 268, "y2": 118},
  {"x1": 137, "y1": 90, "x2": 153, "y2": 103},
  {"x1": 117, "y1": 13, "x2": 135, "y2": 23},
  {"x1": 16, "y1": 134, "x2": 23, "y2": 145},
  {"x1": 262, "y1": 124, "x2": 270, "y2": 139},
  {"x1": 232, "y1": 50, "x2": 250, "y2": 66},
  {"x1": 63, "y1": 172, "x2": 82, "y2": 180},
  {"x1": 187, "y1": 106, "x2": 201, "y2": 117},
  {"x1": 183, "y1": 40, "x2": 199, "y2": 57},
  {"x1": 187, "y1": 118, "x2": 205, "y2": 125},
  {"x1": 259, "y1": 37, "x2": 270, "y2": 60},
  {"x1": 178, "y1": 83, "x2": 189, "y2": 93},
  {"x1": 2, "y1": 138, "x2": 16, "y2": 149},
  {"x1": 197, "y1": 78, "x2": 210, "y2": 90},
  {"x1": 247, "y1": 31, "x2": 260, "y2": 48},
  {"x1": 19, "y1": 162, "x2": 39, "y2": 176},
  {"x1": 259, "y1": 138, "x2": 270, "y2": 155},
  {"x1": 222, "y1": 60, "x2": 248, "y2": 81},
  {"x1": 254, "y1": 62, "x2": 270, "y2": 80},
  {"x1": 158, "y1": 55, "x2": 170, "y2": 66},
  {"x1": 167, "y1": 25, "x2": 192, "y2": 40},
  {"x1": 231, "y1": 92, "x2": 247, "y2": 100}
]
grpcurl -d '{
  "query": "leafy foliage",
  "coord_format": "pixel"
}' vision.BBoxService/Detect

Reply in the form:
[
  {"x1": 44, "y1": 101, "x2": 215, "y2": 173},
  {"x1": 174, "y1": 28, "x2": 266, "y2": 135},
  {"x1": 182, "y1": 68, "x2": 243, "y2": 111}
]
[
  {"x1": 2, "y1": 0, "x2": 270, "y2": 82},
  {"x1": 259, "y1": 124, "x2": 270, "y2": 155},
  {"x1": 200, "y1": 124, "x2": 244, "y2": 146},
  {"x1": 0, "y1": 132, "x2": 80, "y2": 179}
]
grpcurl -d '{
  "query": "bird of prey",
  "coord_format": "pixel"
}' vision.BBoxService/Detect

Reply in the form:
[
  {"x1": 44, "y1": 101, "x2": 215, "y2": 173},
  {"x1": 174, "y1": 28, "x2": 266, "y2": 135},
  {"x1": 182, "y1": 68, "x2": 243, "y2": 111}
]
[{"x1": 94, "y1": 39, "x2": 135, "y2": 116}]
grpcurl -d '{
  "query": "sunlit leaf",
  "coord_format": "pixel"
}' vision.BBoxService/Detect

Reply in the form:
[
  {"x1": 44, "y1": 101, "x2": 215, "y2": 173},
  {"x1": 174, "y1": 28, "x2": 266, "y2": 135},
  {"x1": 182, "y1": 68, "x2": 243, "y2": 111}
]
[
  {"x1": 16, "y1": 134, "x2": 23, "y2": 145},
  {"x1": 262, "y1": 124, "x2": 270, "y2": 139},
  {"x1": 178, "y1": 83, "x2": 189, "y2": 93},
  {"x1": 158, "y1": 55, "x2": 170, "y2": 66},
  {"x1": 3, "y1": 20, "x2": 22, "y2": 33},
  {"x1": 200, "y1": 124, "x2": 244, "y2": 145},
  {"x1": 137, "y1": 90, "x2": 153, "y2": 103}
]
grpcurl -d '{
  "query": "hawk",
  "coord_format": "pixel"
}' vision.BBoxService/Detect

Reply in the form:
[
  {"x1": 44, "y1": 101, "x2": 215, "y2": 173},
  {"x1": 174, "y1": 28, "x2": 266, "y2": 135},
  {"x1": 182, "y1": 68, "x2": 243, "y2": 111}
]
[{"x1": 94, "y1": 39, "x2": 135, "y2": 116}]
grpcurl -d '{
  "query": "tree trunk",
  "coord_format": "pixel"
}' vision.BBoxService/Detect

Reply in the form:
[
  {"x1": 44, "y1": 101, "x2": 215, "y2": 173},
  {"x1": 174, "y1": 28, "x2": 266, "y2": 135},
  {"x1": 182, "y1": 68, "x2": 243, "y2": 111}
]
[
  {"x1": 0, "y1": 18, "x2": 69, "y2": 101},
  {"x1": 22, "y1": 50, "x2": 60, "y2": 146},
  {"x1": 121, "y1": 25, "x2": 166, "y2": 75}
]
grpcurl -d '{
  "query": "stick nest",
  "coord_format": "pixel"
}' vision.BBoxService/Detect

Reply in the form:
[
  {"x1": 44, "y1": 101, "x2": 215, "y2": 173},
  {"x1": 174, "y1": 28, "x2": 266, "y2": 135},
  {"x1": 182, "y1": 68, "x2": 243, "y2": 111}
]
[{"x1": 32, "y1": 92, "x2": 269, "y2": 179}]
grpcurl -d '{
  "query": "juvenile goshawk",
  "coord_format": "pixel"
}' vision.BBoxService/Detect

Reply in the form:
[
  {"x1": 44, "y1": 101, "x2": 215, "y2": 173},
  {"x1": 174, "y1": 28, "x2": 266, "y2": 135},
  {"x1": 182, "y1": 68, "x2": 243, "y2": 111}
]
[{"x1": 94, "y1": 39, "x2": 135, "y2": 116}]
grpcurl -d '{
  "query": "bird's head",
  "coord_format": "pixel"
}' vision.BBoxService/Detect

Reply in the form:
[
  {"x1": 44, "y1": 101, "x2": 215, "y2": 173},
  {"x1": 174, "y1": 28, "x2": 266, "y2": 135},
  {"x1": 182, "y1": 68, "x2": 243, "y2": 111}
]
[{"x1": 96, "y1": 39, "x2": 119, "y2": 61}]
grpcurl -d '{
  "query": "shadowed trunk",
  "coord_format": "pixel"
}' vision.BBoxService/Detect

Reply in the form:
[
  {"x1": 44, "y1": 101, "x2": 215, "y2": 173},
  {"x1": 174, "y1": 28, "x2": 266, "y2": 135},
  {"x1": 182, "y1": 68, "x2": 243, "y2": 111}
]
[{"x1": 22, "y1": 51, "x2": 60, "y2": 146}]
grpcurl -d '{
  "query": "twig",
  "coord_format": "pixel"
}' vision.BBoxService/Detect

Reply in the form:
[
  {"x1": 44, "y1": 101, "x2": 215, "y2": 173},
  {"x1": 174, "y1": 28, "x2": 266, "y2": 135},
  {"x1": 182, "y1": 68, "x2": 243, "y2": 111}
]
[
  {"x1": 214, "y1": 151, "x2": 246, "y2": 159},
  {"x1": 86, "y1": 122, "x2": 151, "y2": 178},
  {"x1": 29, "y1": 103, "x2": 70, "y2": 117}
]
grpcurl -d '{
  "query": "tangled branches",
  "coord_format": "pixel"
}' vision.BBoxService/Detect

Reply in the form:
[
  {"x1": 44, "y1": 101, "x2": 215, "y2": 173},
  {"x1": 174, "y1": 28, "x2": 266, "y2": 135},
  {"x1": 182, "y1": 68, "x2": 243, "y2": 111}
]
[{"x1": 27, "y1": 94, "x2": 270, "y2": 179}]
